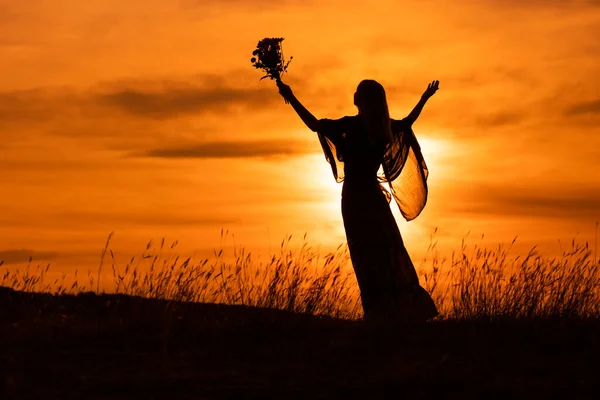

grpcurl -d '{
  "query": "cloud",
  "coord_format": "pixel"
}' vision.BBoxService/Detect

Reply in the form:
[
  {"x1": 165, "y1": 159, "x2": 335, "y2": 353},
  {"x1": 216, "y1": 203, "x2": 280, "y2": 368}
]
[
  {"x1": 0, "y1": 75, "x2": 282, "y2": 123},
  {"x1": 474, "y1": 110, "x2": 525, "y2": 127},
  {"x1": 0, "y1": 88, "x2": 67, "y2": 124},
  {"x1": 0, "y1": 249, "x2": 59, "y2": 265},
  {"x1": 135, "y1": 139, "x2": 319, "y2": 159},
  {"x1": 479, "y1": 0, "x2": 600, "y2": 8},
  {"x1": 50, "y1": 211, "x2": 239, "y2": 228},
  {"x1": 565, "y1": 98, "x2": 600, "y2": 116},
  {"x1": 448, "y1": 183, "x2": 600, "y2": 220},
  {"x1": 178, "y1": 0, "x2": 318, "y2": 11},
  {"x1": 96, "y1": 80, "x2": 279, "y2": 119},
  {"x1": 0, "y1": 73, "x2": 297, "y2": 152}
]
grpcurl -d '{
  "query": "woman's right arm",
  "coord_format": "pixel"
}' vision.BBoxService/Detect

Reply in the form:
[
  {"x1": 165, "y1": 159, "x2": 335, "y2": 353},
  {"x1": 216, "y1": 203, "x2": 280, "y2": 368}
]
[{"x1": 277, "y1": 80, "x2": 320, "y2": 132}]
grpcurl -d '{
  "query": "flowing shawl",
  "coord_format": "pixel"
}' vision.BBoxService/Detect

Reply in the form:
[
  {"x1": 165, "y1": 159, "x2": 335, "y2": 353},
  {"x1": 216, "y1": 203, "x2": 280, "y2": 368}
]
[{"x1": 316, "y1": 116, "x2": 428, "y2": 221}]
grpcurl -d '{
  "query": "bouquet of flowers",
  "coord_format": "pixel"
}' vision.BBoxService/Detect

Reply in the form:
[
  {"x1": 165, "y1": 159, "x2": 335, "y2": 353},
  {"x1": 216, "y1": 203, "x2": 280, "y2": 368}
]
[{"x1": 250, "y1": 37, "x2": 293, "y2": 82}]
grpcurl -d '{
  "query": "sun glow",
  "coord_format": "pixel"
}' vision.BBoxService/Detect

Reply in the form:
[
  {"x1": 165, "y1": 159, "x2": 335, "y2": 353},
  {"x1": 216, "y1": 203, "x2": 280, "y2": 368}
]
[
  {"x1": 298, "y1": 154, "x2": 346, "y2": 246},
  {"x1": 298, "y1": 136, "x2": 451, "y2": 250},
  {"x1": 413, "y1": 134, "x2": 456, "y2": 181},
  {"x1": 417, "y1": 134, "x2": 450, "y2": 160}
]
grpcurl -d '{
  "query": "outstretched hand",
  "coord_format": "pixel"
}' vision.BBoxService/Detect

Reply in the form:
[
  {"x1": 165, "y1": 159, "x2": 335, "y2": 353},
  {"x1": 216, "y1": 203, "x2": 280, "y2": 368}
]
[
  {"x1": 421, "y1": 80, "x2": 439, "y2": 100},
  {"x1": 276, "y1": 79, "x2": 293, "y2": 104}
]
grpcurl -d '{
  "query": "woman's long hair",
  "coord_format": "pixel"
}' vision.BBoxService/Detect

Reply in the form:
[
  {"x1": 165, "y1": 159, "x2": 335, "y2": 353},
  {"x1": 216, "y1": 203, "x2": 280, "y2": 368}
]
[{"x1": 354, "y1": 80, "x2": 393, "y2": 144}]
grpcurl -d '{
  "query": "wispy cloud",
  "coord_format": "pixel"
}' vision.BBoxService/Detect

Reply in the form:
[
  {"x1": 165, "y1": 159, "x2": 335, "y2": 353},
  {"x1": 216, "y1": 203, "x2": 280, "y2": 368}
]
[
  {"x1": 0, "y1": 75, "x2": 282, "y2": 123},
  {"x1": 97, "y1": 79, "x2": 279, "y2": 119},
  {"x1": 135, "y1": 139, "x2": 318, "y2": 159},
  {"x1": 565, "y1": 98, "x2": 600, "y2": 116},
  {"x1": 0, "y1": 88, "x2": 69, "y2": 124},
  {"x1": 0, "y1": 249, "x2": 59, "y2": 265},
  {"x1": 51, "y1": 211, "x2": 239, "y2": 227},
  {"x1": 449, "y1": 183, "x2": 600, "y2": 220},
  {"x1": 474, "y1": 110, "x2": 525, "y2": 127},
  {"x1": 179, "y1": 0, "x2": 318, "y2": 10},
  {"x1": 0, "y1": 74, "x2": 296, "y2": 150}
]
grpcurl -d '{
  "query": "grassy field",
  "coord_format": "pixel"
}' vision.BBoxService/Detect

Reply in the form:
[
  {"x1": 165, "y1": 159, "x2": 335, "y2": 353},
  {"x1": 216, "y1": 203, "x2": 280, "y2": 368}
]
[{"x1": 2, "y1": 232, "x2": 600, "y2": 398}]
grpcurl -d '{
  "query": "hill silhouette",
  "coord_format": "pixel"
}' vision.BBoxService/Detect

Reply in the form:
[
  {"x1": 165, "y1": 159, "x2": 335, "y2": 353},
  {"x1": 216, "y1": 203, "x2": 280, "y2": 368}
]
[{"x1": 2, "y1": 286, "x2": 599, "y2": 399}]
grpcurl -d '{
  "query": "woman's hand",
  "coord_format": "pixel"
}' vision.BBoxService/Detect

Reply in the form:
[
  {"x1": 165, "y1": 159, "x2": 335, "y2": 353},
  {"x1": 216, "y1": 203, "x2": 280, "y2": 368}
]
[
  {"x1": 276, "y1": 79, "x2": 294, "y2": 104},
  {"x1": 421, "y1": 80, "x2": 439, "y2": 101}
]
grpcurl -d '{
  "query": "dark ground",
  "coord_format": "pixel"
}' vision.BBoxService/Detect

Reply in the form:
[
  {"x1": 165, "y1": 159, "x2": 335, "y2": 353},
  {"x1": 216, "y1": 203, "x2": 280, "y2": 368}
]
[{"x1": 1, "y1": 286, "x2": 599, "y2": 399}]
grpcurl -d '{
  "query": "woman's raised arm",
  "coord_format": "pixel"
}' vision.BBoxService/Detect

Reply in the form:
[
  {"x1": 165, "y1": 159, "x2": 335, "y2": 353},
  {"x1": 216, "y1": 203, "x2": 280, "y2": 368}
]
[
  {"x1": 276, "y1": 79, "x2": 320, "y2": 132},
  {"x1": 406, "y1": 80, "x2": 439, "y2": 123}
]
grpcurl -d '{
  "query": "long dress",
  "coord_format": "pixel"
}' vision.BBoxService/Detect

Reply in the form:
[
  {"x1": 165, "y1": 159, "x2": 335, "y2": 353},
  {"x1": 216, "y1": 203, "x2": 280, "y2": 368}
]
[{"x1": 316, "y1": 114, "x2": 438, "y2": 322}]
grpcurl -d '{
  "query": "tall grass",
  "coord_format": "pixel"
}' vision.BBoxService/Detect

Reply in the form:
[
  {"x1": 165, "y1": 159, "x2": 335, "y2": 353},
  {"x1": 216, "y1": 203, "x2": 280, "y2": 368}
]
[
  {"x1": 2, "y1": 229, "x2": 600, "y2": 321},
  {"x1": 419, "y1": 231, "x2": 600, "y2": 319},
  {"x1": 2, "y1": 231, "x2": 362, "y2": 319},
  {"x1": 106, "y1": 232, "x2": 361, "y2": 319}
]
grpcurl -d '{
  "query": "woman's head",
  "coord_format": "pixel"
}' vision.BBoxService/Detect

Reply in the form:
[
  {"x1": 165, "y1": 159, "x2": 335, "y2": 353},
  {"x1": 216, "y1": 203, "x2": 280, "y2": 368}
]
[{"x1": 354, "y1": 80, "x2": 393, "y2": 144}]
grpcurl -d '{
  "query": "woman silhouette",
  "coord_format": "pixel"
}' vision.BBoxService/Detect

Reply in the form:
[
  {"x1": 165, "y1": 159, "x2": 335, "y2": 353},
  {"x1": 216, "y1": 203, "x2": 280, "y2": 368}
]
[{"x1": 276, "y1": 78, "x2": 440, "y2": 322}]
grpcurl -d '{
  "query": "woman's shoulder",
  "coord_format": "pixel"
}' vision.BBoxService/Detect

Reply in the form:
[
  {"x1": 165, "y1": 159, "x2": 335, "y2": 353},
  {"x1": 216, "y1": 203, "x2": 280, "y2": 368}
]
[
  {"x1": 320, "y1": 115, "x2": 359, "y2": 130},
  {"x1": 391, "y1": 117, "x2": 414, "y2": 131},
  {"x1": 334, "y1": 115, "x2": 359, "y2": 123},
  {"x1": 320, "y1": 115, "x2": 357, "y2": 124}
]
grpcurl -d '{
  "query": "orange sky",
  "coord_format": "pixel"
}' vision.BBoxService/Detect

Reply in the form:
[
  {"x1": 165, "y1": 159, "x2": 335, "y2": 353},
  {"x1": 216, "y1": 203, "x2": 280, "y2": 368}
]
[{"x1": 1, "y1": 0, "x2": 599, "y2": 277}]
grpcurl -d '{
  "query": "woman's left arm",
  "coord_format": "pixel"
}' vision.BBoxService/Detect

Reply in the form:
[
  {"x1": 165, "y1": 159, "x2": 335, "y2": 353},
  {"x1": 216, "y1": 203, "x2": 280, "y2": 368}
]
[{"x1": 406, "y1": 80, "x2": 439, "y2": 123}]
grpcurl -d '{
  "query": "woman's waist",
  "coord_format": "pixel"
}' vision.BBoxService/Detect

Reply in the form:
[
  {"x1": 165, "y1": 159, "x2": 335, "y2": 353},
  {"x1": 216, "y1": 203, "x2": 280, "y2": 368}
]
[
  {"x1": 342, "y1": 176, "x2": 385, "y2": 195},
  {"x1": 342, "y1": 180, "x2": 389, "y2": 205},
  {"x1": 343, "y1": 172, "x2": 380, "y2": 184}
]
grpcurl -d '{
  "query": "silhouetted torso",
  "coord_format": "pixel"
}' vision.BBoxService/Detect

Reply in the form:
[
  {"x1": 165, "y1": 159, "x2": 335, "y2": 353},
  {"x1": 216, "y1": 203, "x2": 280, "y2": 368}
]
[{"x1": 339, "y1": 115, "x2": 385, "y2": 184}]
